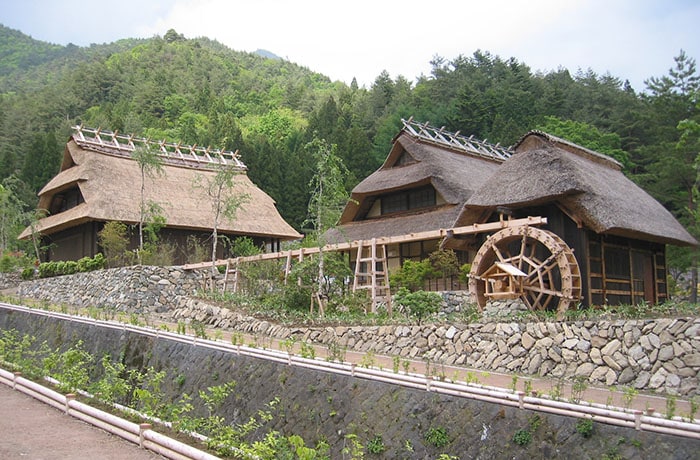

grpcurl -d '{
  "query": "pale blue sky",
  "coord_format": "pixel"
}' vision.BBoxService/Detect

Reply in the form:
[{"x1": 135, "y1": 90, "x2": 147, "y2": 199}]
[{"x1": 1, "y1": 0, "x2": 698, "y2": 92}]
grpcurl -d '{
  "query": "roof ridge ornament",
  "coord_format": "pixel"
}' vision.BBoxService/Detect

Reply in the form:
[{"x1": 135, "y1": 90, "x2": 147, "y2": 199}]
[
  {"x1": 401, "y1": 117, "x2": 512, "y2": 162},
  {"x1": 71, "y1": 125, "x2": 247, "y2": 171}
]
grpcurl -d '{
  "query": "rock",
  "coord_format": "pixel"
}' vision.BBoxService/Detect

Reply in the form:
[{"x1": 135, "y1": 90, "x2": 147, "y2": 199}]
[
  {"x1": 521, "y1": 332, "x2": 535, "y2": 350},
  {"x1": 628, "y1": 344, "x2": 645, "y2": 362},
  {"x1": 618, "y1": 367, "x2": 636, "y2": 385},
  {"x1": 445, "y1": 326, "x2": 458, "y2": 339},
  {"x1": 649, "y1": 368, "x2": 669, "y2": 389},
  {"x1": 590, "y1": 348, "x2": 604, "y2": 365},
  {"x1": 683, "y1": 353, "x2": 700, "y2": 367},
  {"x1": 602, "y1": 355, "x2": 622, "y2": 372},
  {"x1": 666, "y1": 373, "x2": 681, "y2": 389},
  {"x1": 601, "y1": 339, "x2": 621, "y2": 356},
  {"x1": 658, "y1": 345, "x2": 674, "y2": 362},
  {"x1": 576, "y1": 340, "x2": 591, "y2": 352},
  {"x1": 589, "y1": 365, "x2": 609, "y2": 382},
  {"x1": 575, "y1": 362, "x2": 595, "y2": 377},
  {"x1": 527, "y1": 354, "x2": 543, "y2": 375},
  {"x1": 634, "y1": 371, "x2": 651, "y2": 389}
]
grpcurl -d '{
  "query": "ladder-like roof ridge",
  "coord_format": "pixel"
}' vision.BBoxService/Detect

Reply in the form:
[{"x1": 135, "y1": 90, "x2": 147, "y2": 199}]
[
  {"x1": 71, "y1": 125, "x2": 247, "y2": 171},
  {"x1": 401, "y1": 117, "x2": 512, "y2": 162}
]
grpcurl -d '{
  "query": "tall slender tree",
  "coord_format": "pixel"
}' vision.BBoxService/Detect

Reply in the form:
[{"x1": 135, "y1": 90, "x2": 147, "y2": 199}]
[
  {"x1": 194, "y1": 162, "x2": 249, "y2": 281},
  {"x1": 304, "y1": 136, "x2": 351, "y2": 314},
  {"x1": 131, "y1": 145, "x2": 165, "y2": 261}
]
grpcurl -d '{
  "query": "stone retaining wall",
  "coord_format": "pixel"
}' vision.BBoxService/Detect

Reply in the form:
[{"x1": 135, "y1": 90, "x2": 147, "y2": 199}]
[
  {"x1": 14, "y1": 267, "x2": 700, "y2": 397},
  {"x1": 18, "y1": 266, "x2": 208, "y2": 313},
  {"x1": 174, "y1": 298, "x2": 700, "y2": 397}
]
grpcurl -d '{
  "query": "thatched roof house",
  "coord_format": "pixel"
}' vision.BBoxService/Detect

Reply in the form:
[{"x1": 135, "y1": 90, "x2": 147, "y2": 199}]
[
  {"x1": 325, "y1": 118, "x2": 510, "y2": 271},
  {"x1": 460, "y1": 131, "x2": 695, "y2": 247},
  {"x1": 20, "y1": 126, "x2": 301, "y2": 263},
  {"x1": 328, "y1": 119, "x2": 696, "y2": 307}
]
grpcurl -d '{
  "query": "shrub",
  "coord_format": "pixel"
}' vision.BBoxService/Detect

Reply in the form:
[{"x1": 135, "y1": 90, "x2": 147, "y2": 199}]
[
  {"x1": 21, "y1": 267, "x2": 35, "y2": 280},
  {"x1": 512, "y1": 428, "x2": 532, "y2": 446},
  {"x1": 425, "y1": 426, "x2": 450, "y2": 448},
  {"x1": 0, "y1": 254, "x2": 15, "y2": 272},
  {"x1": 394, "y1": 287, "x2": 442, "y2": 323},
  {"x1": 98, "y1": 221, "x2": 130, "y2": 267},
  {"x1": 576, "y1": 418, "x2": 594, "y2": 438},
  {"x1": 428, "y1": 249, "x2": 460, "y2": 278},
  {"x1": 367, "y1": 434, "x2": 386, "y2": 454},
  {"x1": 390, "y1": 259, "x2": 434, "y2": 291},
  {"x1": 37, "y1": 253, "x2": 107, "y2": 278}
]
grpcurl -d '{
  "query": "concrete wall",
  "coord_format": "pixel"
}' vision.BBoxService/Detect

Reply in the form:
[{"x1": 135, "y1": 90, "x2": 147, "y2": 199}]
[{"x1": 1, "y1": 308, "x2": 698, "y2": 459}]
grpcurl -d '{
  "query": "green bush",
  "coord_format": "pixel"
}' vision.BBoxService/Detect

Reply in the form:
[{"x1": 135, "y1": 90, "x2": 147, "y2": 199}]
[
  {"x1": 367, "y1": 434, "x2": 386, "y2": 454},
  {"x1": 37, "y1": 253, "x2": 107, "y2": 278},
  {"x1": 21, "y1": 267, "x2": 35, "y2": 280},
  {"x1": 576, "y1": 418, "x2": 594, "y2": 438},
  {"x1": 425, "y1": 426, "x2": 450, "y2": 448},
  {"x1": 512, "y1": 428, "x2": 532, "y2": 446},
  {"x1": 394, "y1": 287, "x2": 442, "y2": 323},
  {"x1": 0, "y1": 254, "x2": 15, "y2": 273},
  {"x1": 390, "y1": 259, "x2": 434, "y2": 291},
  {"x1": 428, "y1": 249, "x2": 460, "y2": 278}
]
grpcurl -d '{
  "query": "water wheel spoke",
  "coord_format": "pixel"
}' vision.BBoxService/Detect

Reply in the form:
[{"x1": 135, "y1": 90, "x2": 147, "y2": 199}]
[
  {"x1": 523, "y1": 284, "x2": 569, "y2": 298},
  {"x1": 492, "y1": 244, "x2": 507, "y2": 262},
  {"x1": 517, "y1": 231, "x2": 529, "y2": 271},
  {"x1": 469, "y1": 225, "x2": 581, "y2": 314}
]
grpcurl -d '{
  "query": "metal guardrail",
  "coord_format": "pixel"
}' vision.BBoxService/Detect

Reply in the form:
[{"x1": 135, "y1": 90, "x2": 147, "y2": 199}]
[{"x1": 1, "y1": 302, "x2": 699, "y2": 441}]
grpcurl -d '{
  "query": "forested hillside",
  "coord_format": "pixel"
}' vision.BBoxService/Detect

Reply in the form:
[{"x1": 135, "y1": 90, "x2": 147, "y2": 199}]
[{"x1": 0, "y1": 25, "x2": 698, "y2": 275}]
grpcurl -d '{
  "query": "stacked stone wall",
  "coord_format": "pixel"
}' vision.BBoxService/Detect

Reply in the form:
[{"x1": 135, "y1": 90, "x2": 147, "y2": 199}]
[
  {"x1": 15, "y1": 267, "x2": 700, "y2": 396},
  {"x1": 174, "y1": 298, "x2": 700, "y2": 397},
  {"x1": 18, "y1": 266, "x2": 206, "y2": 313}
]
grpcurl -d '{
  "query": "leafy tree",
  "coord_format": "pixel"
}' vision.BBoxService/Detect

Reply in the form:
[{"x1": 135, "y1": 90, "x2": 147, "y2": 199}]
[
  {"x1": 537, "y1": 116, "x2": 631, "y2": 167},
  {"x1": 304, "y1": 136, "x2": 351, "y2": 313},
  {"x1": 21, "y1": 131, "x2": 61, "y2": 193},
  {"x1": 0, "y1": 183, "x2": 25, "y2": 252},
  {"x1": 633, "y1": 51, "x2": 700, "y2": 298},
  {"x1": 131, "y1": 145, "x2": 165, "y2": 260},
  {"x1": 98, "y1": 221, "x2": 130, "y2": 267},
  {"x1": 193, "y1": 163, "x2": 249, "y2": 278}
]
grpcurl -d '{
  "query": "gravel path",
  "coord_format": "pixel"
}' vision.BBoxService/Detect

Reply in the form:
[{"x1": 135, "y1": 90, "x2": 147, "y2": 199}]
[{"x1": 0, "y1": 384, "x2": 165, "y2": 460}]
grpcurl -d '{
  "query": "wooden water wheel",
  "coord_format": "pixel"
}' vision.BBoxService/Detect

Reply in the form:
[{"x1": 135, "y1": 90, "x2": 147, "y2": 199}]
[{"x1": 468, "y1": 225, "x2": 582, "y2": 316}]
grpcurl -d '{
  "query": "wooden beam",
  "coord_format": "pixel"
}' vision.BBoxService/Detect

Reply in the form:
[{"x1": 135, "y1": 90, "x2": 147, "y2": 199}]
[{"x1": 182, "y1": 216, "x2": 548, "y2": 271}]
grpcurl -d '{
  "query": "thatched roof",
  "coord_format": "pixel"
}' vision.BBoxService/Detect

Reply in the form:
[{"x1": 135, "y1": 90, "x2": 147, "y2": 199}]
[
  {"x1": 328, "y1": 130, "x2": 504, "y2": 244},
  {"x1": 325, "y1": 205, "x2": 461, "y2": 243},
  {"x1": 19, "y1": 135, "x2": 301, "y2": 241},
  {"x1": 461, "y1": 131, "x2": 697, "y2": 246}
]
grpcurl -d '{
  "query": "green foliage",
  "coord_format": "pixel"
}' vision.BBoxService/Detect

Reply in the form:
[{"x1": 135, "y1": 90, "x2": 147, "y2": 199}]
[
  {"x1": 390, "y1": 259, "x2": 434, "y2": 291},
  {"x1": 98, "y1": 222, "x2": 131, "y2": 268},
  {"x1": 394, "y1": 287, "x2": 442, "y2": 323},
  {"x1": 576, "y1": 418, "x2": 594, "y2": 438},
  {"x1": 50, "y1": 340, "x2": 94, "y2": 393},
  {"x1": 21, "y1": 266, "x2": 35, "y2": 279},
  {"x1": 428, "y1": 249, "x2": 460, "y2": 278},
  {"x1": 537, "y1": 116, "x2": 631, "y2": 168},
  {"x1": 666, "y1": 394, "x2": 677, "y2": 419},
  {"x1": 622, "y1": 386, "x2": 638, "y2": 409},
  {"x1": 512, "y1": 428, "x2": 532, "y2": 446},
  {"x1": 231, "y1": 236, "x2": 262, "y2": 257},
  {"x1": 425, "y1": 426, "x2": 450, "y2": 448},
  {"x1": 366, "y1": 434, "x2": 385, "y2": 454},
  {"x1": 36, "y1": 253, "x2": 106, "y2": 278}
]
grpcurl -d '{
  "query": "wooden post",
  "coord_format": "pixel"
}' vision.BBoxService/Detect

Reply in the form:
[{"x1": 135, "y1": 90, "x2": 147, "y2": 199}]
[{"x1": 139, "y1": 423, "x2": 152, "y2": 448}]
